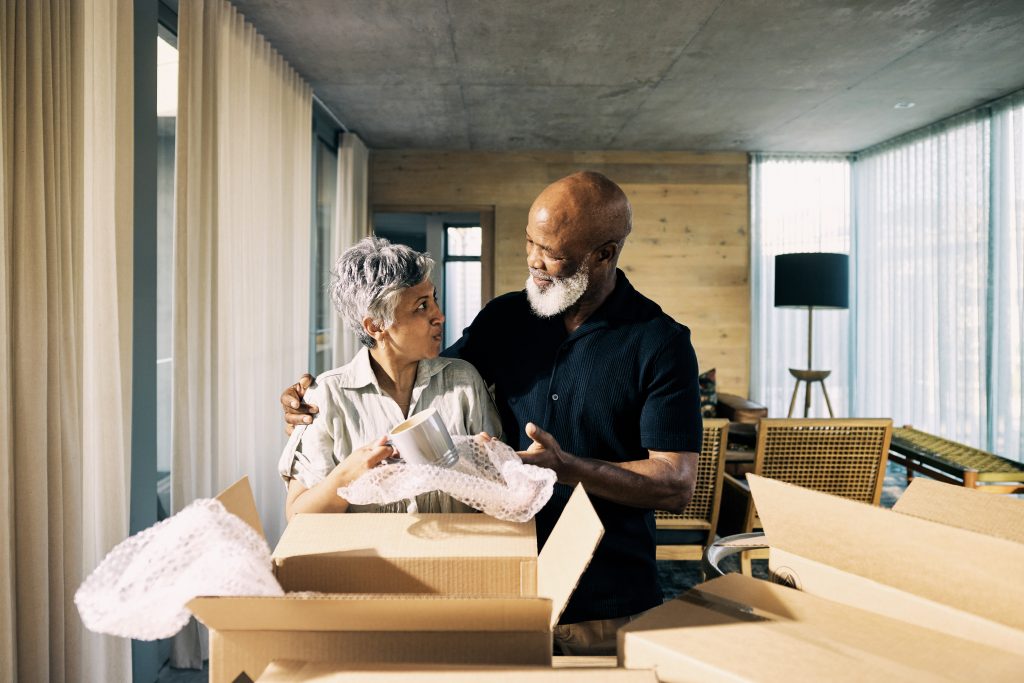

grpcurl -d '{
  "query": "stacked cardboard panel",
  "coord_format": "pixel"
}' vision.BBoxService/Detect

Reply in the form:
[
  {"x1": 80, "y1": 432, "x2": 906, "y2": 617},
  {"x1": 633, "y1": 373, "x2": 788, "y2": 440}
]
[
  {"x1": 256, "y1": 660, "x2": 657, "y2": 682},
  {"x1": 620, "y1": 476, "x2": 1024, "y2": 681}
]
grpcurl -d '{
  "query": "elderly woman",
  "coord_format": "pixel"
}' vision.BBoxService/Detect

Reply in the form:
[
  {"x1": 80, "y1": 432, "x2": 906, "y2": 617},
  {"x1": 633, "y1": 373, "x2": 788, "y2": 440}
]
[{"x1": 279, "y1": 237, "x2": 501, "y2": 519}]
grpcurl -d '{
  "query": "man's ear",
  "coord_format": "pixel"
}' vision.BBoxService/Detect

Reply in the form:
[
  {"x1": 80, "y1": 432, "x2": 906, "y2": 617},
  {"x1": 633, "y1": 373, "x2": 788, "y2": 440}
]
[{"x1": 594, "y1": 240, "x2": 619, "y2": 265}]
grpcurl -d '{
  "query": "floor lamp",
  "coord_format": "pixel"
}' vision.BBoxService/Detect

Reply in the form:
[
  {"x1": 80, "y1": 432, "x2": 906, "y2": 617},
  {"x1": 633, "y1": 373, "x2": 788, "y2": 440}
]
[{"x1": 774, "y1": 252, "x2": 849, "y2": 417}]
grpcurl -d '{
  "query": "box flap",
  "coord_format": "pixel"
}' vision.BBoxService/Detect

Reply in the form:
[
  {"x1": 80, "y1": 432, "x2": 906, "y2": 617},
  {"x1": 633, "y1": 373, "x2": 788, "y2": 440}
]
[
  {"x1": 188, "y1": 594, "x2": 552, "y2": 632},
  {"x1": 769, "y1": 547, "x2": 1024, "y2": 653},
  {"x1": 893, "y1": 478, "x2": 1024, "y2": 543},
  {"x1": 618, "y1": 574, "x2": 1024, "y2": 682},
  {"x1": 747, "y1": 474, "x2": 1024, "y2": 631},
  {"x1": 215, "y1": 476, "x2": 266, "y2": 541},
  {"x1": 538, "y1": 485, "x2": 604, "y2": 629},
  {"x1": 258, "y1": 661, "x2": 658, "y2": 682}
]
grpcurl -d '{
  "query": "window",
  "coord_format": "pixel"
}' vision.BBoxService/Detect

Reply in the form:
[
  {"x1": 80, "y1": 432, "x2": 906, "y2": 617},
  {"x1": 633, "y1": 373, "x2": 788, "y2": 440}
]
[
  {"x1": 444, "y1": 224, "x2": 482, "y2": 347},
  {"x1": 309, "y1": 103, "x2": 343, "y2": 374},
  {"x1": 310, "y1": 136, "x2": 338, "y2": 375},
  {"x1": 156, "y1": 27, "x2": 177, "y2": 513}
]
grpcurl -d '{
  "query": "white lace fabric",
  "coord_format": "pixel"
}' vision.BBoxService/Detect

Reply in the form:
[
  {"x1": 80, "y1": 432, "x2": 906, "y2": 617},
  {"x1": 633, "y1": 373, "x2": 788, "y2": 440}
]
[
  {"x1": 75, "y1": 499, "x2": 283, "y2": 641},
  {"x1": 337, "y1": 435, "x2": 555, "y2": 522}
]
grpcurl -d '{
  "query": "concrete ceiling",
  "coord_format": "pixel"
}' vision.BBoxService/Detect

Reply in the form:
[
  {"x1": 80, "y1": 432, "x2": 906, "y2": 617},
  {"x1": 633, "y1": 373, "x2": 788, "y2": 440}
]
[{"x1": 228, "y1": 0, "x2": 1024, "y2": 152}]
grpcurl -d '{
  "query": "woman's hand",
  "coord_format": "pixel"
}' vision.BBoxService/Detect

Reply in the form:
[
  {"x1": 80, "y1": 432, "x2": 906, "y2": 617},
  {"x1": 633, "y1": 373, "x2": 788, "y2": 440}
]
[
  {"x1": 285, "y1": 436, "x2": 394, "y2": 520},
  {"x1": 331, "y1": 436, "x2": 395, "y2": 487}
]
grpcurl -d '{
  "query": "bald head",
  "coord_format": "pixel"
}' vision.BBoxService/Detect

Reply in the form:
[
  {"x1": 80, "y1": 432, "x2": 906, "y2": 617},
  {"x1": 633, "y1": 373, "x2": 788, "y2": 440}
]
[{"x1": 530, "y1": 171, "x2": 632, "y2": 253}]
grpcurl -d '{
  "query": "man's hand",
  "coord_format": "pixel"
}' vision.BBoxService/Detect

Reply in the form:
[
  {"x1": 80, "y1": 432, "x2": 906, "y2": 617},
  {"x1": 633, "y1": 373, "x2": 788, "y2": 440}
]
[
  {"x1": 281, "y1": 373, "x2": 319, "y2": 435},
  {"x1": 517, "y1": 422, "x2": 580, "y2": 484},
  {"x1": 517, "y1": 422, "x2": 697, "y2": 512}
]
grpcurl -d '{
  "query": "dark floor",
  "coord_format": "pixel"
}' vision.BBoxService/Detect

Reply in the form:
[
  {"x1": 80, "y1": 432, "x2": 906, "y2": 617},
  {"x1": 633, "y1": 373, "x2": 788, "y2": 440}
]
[{"x1": 157, "y1": 462, "x2": 912, "y2": 682}]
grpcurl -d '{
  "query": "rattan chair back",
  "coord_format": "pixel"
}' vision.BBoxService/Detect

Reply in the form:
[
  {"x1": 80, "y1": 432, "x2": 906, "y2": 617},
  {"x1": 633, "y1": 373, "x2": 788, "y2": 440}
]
[{"x1": 755, "y1": 418, "x2": 893, "y2": 505}]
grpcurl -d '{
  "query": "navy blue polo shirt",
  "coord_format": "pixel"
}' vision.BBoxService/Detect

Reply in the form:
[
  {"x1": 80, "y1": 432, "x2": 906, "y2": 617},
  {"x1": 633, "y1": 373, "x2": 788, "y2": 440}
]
[{"x1": 445, "y1": 270, "x2": 702, "y2": 623}]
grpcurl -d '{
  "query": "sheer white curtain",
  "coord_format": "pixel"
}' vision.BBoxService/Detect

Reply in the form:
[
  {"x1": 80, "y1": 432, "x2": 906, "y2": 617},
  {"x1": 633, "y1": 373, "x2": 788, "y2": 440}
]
[
  {"x1": 81, "y1": 0, "x2": 135, "y2": 679},
  {"x1": 852, "y1": 112, "x2": 991, "y2": 447},
  {"x1": 172, "y1": 0, "x2": 311, "y2": 664},
  {"x1": 331, "y1": 132, "x2": 371, "y2": 366},
  {"x1": 750, "y1": 155, "x2": 852, "y2": 417},
  {"x1": 2, "y1": 1, "x2": 134, "y2": 680},
  {"x1": 990, "y1": 93, "x2": 1024, "y2": 460},
  {"x1": 174, "y1": 0, "x2": 311, "y2": 542}
]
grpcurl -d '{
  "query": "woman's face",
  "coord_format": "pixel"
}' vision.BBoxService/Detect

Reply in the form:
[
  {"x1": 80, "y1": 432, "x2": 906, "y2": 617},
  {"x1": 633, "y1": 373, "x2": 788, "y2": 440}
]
[{"x1": 380, "y1": 279, "x2": 445, "y2": 360}]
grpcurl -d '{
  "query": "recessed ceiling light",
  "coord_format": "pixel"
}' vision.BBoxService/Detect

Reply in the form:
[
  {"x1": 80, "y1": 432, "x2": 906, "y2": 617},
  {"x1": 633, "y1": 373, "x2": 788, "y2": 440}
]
[{"x1": 894, "y1": 101, "x2": 916, "y2": 109}]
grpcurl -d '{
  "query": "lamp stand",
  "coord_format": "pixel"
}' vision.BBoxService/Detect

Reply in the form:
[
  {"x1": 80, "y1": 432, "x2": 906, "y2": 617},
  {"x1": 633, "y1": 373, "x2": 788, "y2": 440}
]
[{"x1": 786, "y1": 306, "x2": 835, "y2": 418}]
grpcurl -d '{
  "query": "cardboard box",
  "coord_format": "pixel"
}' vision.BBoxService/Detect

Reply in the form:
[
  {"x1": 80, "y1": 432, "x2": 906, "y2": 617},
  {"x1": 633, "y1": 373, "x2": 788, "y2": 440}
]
[
  {"x1": 271, "y1": 509, "x2": 539, "y2": 595},
  {"x1": 620, "y1": 573, "x2": 1024, "y2": 682},
  {"x1": 188, "y1": 478, "x2": 604, "y2": 683},
  {"x1": 256, "y1": 660, "x2": 657, "y2": 682},
  {"x1": 749, "y1": 474, "x2": 1024, "y2": 653},
  {"x1": 620, "y1": 476, "x2": 1024, "y2": 682}
]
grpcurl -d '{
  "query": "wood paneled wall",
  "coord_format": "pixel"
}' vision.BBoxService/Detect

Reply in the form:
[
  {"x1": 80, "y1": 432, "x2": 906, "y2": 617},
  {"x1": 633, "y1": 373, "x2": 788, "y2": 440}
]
[{"x1": 370, "y1": 151, "x2": 750, "y2": 395}]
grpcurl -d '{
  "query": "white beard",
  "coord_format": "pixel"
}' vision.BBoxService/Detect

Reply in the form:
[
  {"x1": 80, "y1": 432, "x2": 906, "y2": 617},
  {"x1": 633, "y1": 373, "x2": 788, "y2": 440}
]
[{"x1": 525, "y1": 265, "x2": 589, "y2": 318}]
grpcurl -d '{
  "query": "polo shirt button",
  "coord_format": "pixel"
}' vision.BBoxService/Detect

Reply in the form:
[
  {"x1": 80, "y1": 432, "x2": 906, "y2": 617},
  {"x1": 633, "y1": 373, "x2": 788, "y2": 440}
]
[{"x1": 551, "y1": 394, "x2": 559, "y2": 401}]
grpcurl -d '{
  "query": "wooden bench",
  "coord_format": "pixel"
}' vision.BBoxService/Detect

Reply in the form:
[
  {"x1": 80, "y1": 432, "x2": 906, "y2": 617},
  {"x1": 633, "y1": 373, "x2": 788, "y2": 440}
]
[{"x1": 888, "y1": 426, "x2": 1024, "y2": 495}]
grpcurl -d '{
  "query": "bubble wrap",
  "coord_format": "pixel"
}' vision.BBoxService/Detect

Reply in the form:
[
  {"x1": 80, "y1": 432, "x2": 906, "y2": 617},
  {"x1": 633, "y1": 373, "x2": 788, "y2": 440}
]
[
  {"x1": 75, "y1": 498, "x2": 283, "y2": 641},
  {"x1": 338, "y1": 436, "x2": 556, "y2": 522}
]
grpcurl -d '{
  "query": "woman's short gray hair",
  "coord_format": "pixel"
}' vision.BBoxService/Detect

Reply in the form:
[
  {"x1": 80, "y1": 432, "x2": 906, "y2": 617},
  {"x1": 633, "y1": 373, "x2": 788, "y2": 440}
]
[{"x1": 329, "y1": 236, "x2": 434, "y2": 348}]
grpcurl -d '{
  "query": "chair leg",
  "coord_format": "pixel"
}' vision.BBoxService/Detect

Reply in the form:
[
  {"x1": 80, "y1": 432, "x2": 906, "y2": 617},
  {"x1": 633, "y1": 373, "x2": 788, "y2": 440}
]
[{"x1": 740, "y1": 550, "x2": 752, "y2": 576}]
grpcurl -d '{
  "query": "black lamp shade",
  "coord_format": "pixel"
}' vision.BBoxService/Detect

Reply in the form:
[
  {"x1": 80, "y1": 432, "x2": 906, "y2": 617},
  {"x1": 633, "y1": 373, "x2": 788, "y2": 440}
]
[{"x1": 774, "y1": 252, "x2": 849, "y2": 309}]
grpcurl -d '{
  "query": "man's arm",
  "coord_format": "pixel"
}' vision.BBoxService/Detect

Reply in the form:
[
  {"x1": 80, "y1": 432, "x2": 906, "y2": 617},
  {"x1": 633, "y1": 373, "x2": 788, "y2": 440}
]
[{"x1": 518, "y1": 422, "x2": 698, "y2": 513}]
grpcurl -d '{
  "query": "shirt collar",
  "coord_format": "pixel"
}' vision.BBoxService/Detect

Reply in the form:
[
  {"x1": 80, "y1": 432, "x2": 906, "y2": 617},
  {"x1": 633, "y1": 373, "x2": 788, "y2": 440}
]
[
  {"x1": 568, "y1": 269, "x2": 639, "y2": 337},
  {"x1": 342, "y1": 346, "x2": 452, "y2": 389}
]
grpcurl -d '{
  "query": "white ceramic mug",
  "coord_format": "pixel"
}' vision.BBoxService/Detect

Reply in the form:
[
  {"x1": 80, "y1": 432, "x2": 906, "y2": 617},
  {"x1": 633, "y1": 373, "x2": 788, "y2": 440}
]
[{"x1": 388, "y1": 407, "x2": 459, "y2": 468}]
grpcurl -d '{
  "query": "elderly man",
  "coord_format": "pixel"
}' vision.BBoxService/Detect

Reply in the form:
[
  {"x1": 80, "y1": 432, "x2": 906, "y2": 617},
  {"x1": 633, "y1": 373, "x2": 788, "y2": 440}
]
[{"x1": 283, "y1": 171, "x2": 702, "y2": 655}]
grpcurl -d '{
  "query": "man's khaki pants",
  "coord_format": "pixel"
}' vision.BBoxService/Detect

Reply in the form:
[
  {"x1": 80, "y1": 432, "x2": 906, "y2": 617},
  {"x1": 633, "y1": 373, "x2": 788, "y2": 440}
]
[{"x1": 553, "y1": 611, "x2": 649, "y2": 656}]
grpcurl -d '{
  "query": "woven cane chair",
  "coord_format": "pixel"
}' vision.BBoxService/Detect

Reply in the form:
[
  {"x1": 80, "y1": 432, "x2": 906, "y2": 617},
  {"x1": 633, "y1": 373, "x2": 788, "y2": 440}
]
[
  {"x1": 655, "y1": 419, "x2": 729, "y2": 561},
  {"x1": 719, "y1": 418, "x2": 893, "y2": 573}
]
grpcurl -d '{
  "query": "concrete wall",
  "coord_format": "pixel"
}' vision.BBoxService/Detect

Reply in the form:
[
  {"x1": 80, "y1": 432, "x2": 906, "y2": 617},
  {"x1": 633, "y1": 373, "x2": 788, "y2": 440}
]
[{"x1": 370, "y1": 151, "x2": 750, "y2": 395}]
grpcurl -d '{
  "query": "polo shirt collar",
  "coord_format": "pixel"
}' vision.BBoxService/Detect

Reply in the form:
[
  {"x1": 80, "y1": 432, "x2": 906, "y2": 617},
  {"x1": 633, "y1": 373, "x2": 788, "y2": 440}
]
[{"x1": 568, "y1": 269, "x2": 637, "y2": 338}]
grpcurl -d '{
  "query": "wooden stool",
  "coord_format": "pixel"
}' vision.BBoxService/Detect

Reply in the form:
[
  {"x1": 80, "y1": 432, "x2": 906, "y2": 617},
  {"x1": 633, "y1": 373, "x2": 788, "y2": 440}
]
[{"x1": 787, "y1": 368, "x2": 834, "y2": 417}]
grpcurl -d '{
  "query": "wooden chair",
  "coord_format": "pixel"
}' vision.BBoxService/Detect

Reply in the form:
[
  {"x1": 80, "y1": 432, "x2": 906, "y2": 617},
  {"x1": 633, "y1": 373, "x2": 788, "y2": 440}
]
[
  {"x1": 655, "y1": 418, "x2": 729, "y2": 562},
  {"x1": 719, "y1": 418, "x2": 893, "y2": 573}
]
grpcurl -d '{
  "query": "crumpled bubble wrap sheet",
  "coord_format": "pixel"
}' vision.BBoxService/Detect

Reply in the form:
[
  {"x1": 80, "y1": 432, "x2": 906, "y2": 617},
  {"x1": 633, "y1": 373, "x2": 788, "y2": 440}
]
[
  {"x1": 75, "y1": 498, "x2": 283, "y2": 640},
  {"x1": 338, "y1": 435, "x2": 556, "y2": 522}
]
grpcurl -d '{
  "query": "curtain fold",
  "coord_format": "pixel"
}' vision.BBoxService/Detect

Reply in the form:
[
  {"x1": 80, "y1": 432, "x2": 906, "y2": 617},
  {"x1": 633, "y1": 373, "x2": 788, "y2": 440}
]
[
  {"x1": 331, "y1": 131, "x2": 370, "y2": 366},
  {"x1": 0, "y1": 7, "x2": 14, "y2": 680},
  {"x1": 2, "y1": 1, "x2": 134, "y2": 680},
  {"x1": 1, "y1": 3, "x2": 85, "y2": 681},
  {"x1": 750, "y1": 154, "x2": 851, "y2": 418},
  {"x1": 172, "y1": 1, "x2": 311, "y2": 663},
  {"x1": 172, "y1": 0, "x2": 311, "y2": 556},
  {"x1": 989, "y1": 93, "x2": 1024, "y2": 460},
  {"x1": 81, "y1": 0, "x2": 135, "y2": 678},
  {"x1": 853, "y1": 112, "x2": 991, "y2": 446}
]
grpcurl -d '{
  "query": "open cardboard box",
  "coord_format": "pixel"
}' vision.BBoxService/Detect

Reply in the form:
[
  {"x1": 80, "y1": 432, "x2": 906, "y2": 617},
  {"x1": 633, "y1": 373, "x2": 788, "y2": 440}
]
[
  {"x1": 188, "y1": 478, "x2": 604, "y2": 683},
  {"x1": 256, "y1": 660, "x2": 656, "y2": 682},
  {"x1": 620, "y1": 475, "x2": 1024, "y2": 682}
]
